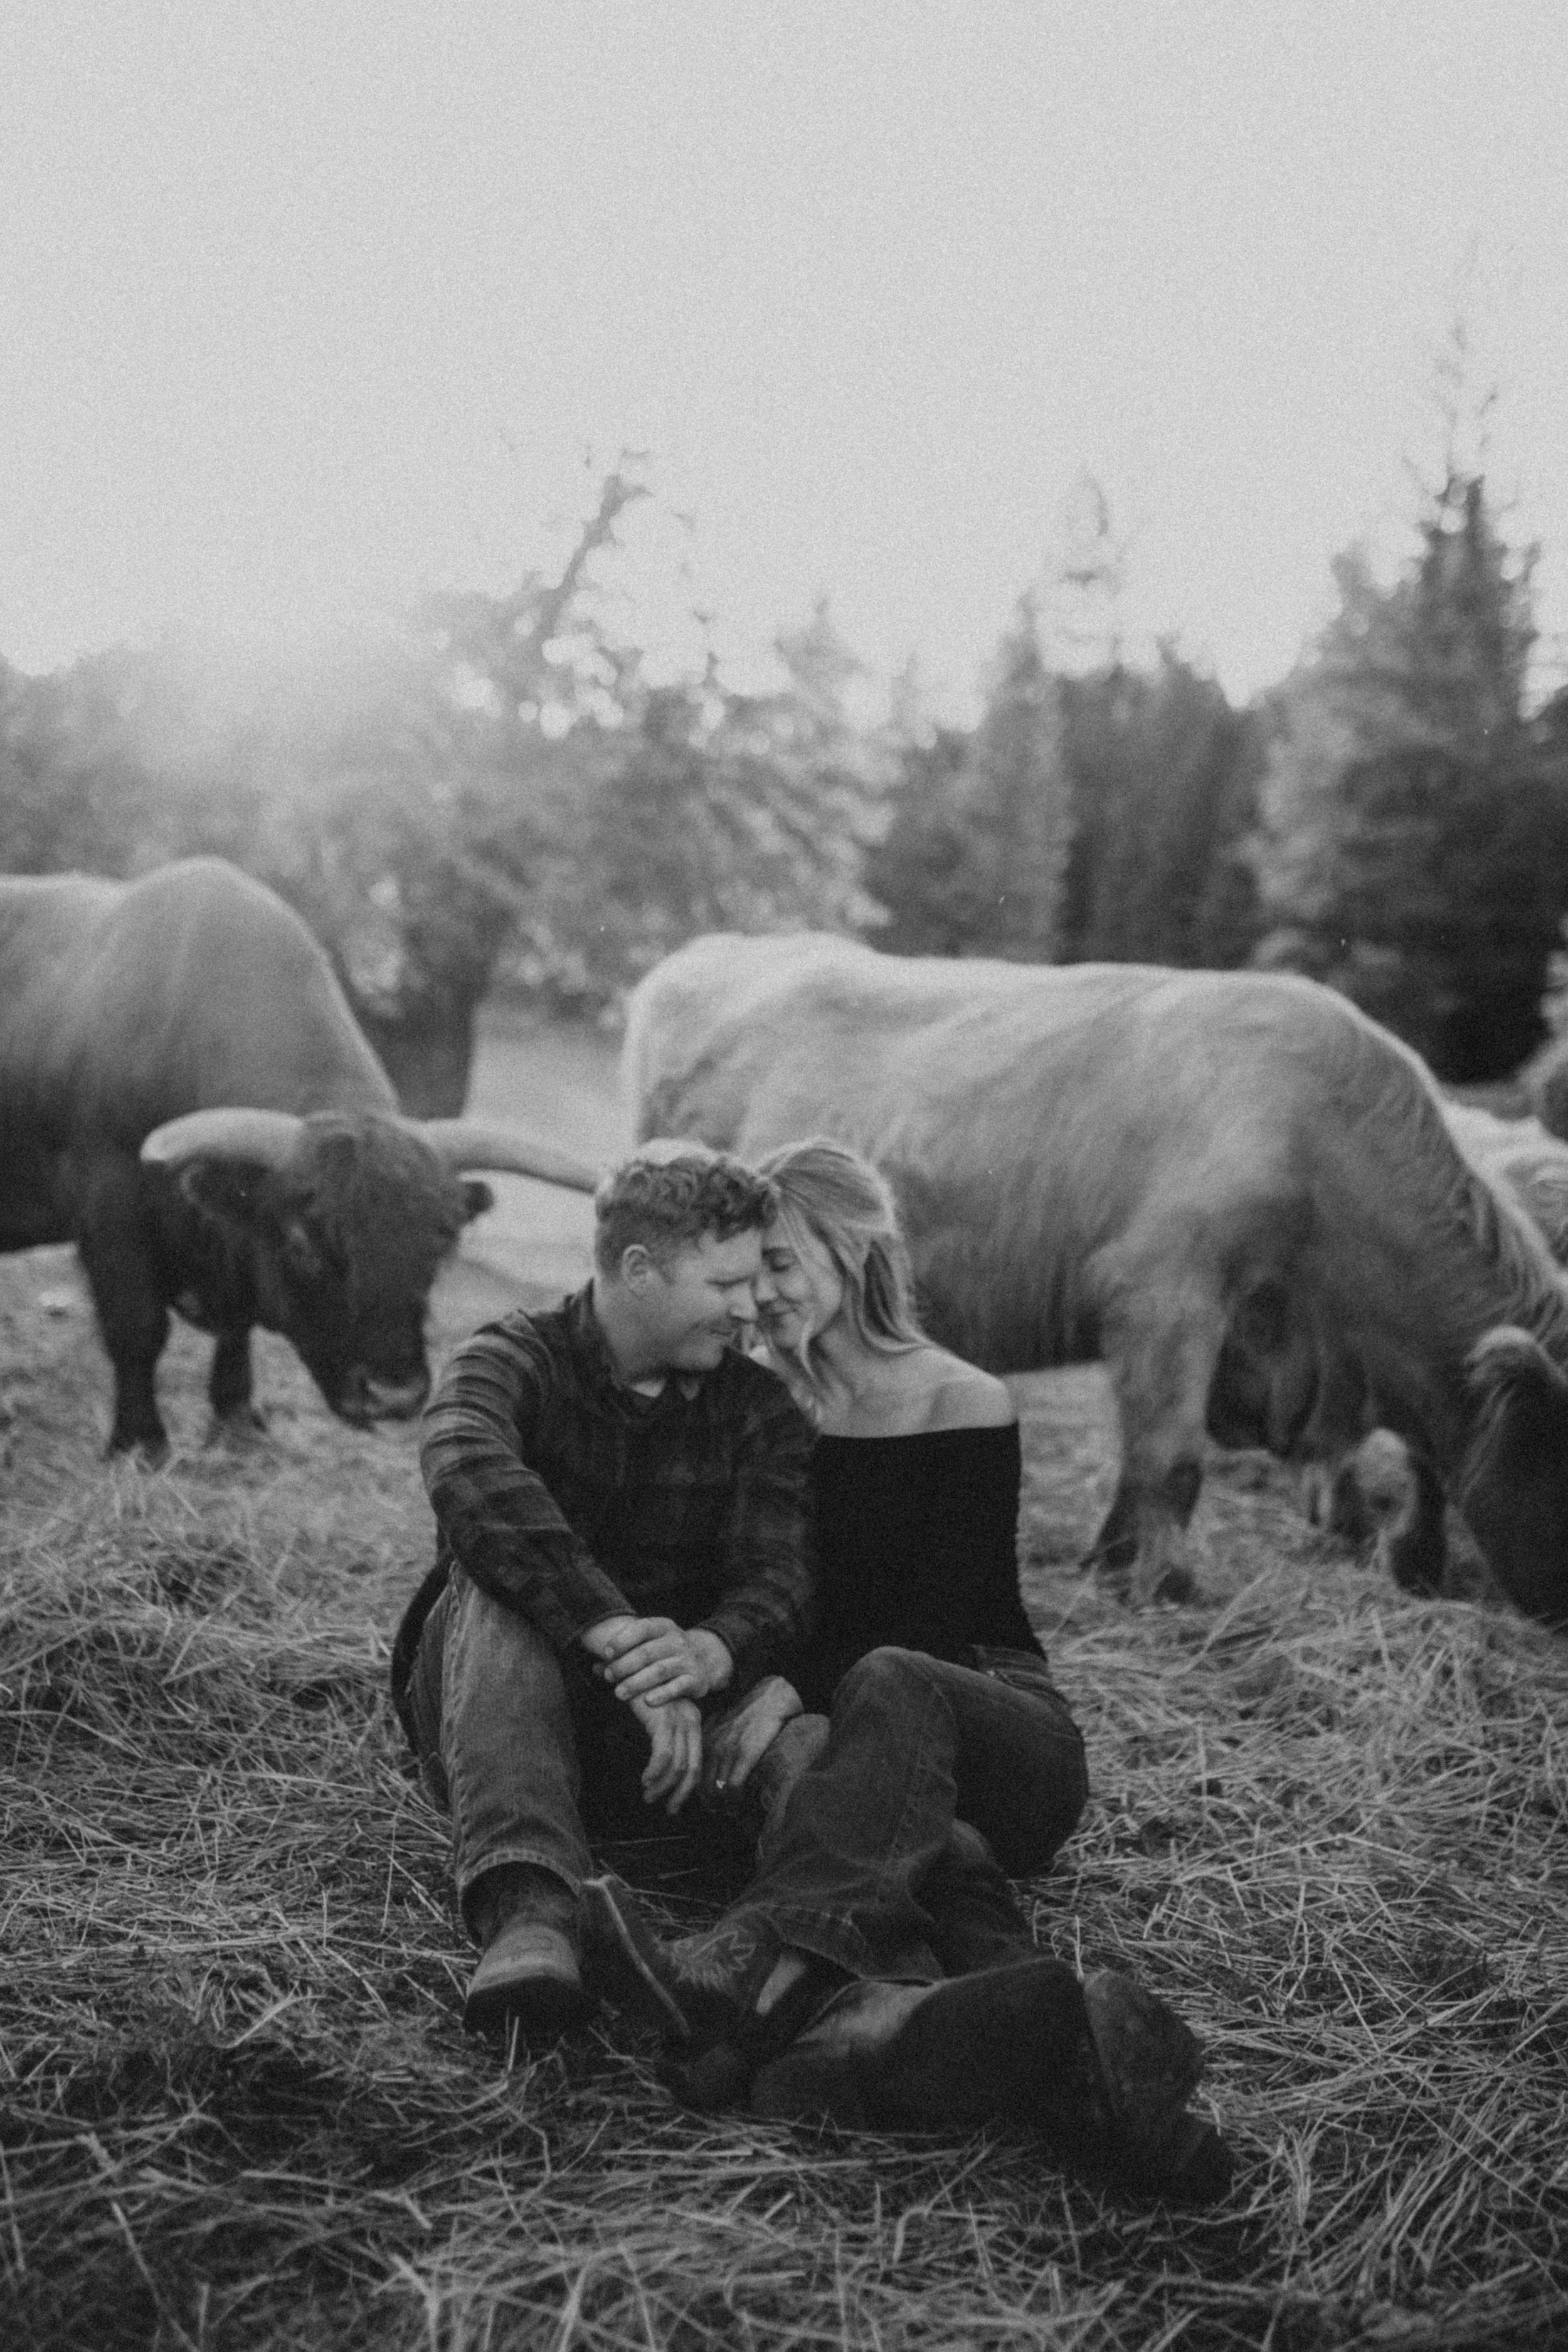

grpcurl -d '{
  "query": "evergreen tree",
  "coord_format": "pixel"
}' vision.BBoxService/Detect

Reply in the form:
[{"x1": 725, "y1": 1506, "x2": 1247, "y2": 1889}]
[
  {"x1": 963, "y1": 593, "x2": 1074, "y2": 959},
  {"x1": 1250, "y1": 470, "x2": 1568, "y2": 1078},
  {"x1": 1057, "y1": 652, "x2": 1261, "y2": 968},
  {"x1": 861, "y1": 726, "x2": 980, "y2": 956},
  {"x1": 864, "y1": 594, "x2": 1073, "y2": 962}
]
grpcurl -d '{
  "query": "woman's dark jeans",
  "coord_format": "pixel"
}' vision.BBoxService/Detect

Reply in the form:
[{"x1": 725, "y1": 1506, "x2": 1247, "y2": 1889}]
[{"x1": 713, "y1": 1644, "x2": 1089, "y2": 1983}]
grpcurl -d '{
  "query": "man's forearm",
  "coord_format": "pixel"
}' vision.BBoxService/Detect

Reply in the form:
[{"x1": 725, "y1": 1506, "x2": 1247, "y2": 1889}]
[{"x1": 687, "y1": 1627, "x2": 734, "y2": 1692}]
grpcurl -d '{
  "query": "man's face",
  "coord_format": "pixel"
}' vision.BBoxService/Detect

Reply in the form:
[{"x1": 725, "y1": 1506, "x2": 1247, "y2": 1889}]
[{"x1": 637, "y1": 1227, "x2": 763, "y2": 1372}]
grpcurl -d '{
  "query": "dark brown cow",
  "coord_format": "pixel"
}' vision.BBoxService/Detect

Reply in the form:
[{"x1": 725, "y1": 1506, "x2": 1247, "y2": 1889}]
[
  {"x1": 625, "y1": 931, "x2": 1568, "y2": 1626},
  {"x1": 0, "y1": 858, "x2": 599, "y2": 1453}
]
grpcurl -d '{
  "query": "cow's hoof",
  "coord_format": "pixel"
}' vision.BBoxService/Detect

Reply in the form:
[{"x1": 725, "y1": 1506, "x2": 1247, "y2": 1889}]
[
  {"x1": 1152, "y1": 1564, "x2": 1200, "y2": 1605},
  {"x1": 107, "y1": 1436, "x2": 170, "y2": 1468},
  {"x1": 206, "y1": 1406, "x2": 268, "y2": 1447},
  {"x1": 1111, "y1": 1564, "x2": 1205, "y2": 1608}
]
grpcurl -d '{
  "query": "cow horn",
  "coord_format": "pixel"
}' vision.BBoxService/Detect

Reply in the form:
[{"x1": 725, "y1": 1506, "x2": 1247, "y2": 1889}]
[
  {"x1": 140, "y1": 1108, "x2": 305, "y2": 1170},
  {"x1": 412, "y1": 1120, "x2": 603, "y2": 1194}
]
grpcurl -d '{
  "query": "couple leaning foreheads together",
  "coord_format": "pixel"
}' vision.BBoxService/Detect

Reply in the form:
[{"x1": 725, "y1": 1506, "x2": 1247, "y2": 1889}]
[{"x1": 388, "y1": 1136, "x2": 1234, "y2": 2207}]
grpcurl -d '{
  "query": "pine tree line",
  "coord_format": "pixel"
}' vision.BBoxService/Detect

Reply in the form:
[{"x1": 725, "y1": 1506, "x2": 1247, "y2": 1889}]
[
  {"x1": 866, "y1": 467, "x2": 1568, "y2": 1084},
  {"x1": 5, "y1": 462, "x2": 1568, "y2": 1102}
]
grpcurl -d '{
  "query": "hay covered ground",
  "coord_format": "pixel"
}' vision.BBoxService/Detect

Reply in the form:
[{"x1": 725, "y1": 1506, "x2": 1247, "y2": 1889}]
[{"x1": 3, "y1": 1022, "x2": 1567, "y2": 2350}]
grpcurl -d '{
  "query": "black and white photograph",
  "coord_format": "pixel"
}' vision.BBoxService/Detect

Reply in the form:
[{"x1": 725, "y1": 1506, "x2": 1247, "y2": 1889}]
[{"x1": 3, "y1": 6, "x2": 1567, "y2": 2347}]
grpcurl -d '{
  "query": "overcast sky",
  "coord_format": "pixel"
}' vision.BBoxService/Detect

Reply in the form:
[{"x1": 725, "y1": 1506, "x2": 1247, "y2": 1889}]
[{"x1": 4, "y1": 1, "x2": 1566, "y2": 716}]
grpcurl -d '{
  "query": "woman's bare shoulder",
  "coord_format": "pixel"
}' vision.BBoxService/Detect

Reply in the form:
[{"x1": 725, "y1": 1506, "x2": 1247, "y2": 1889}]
[
  {"x1": 822, "y1": 1343, "x2": 1016, "y2": 1438},
  {"x1": 919, "y1": 1355, "x2": 1016, "y2": 1433}
]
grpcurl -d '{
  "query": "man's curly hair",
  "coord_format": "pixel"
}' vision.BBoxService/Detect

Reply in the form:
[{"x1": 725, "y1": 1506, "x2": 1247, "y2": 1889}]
[{"x1": 593, "y1": 1143, "x2": 777, "y2": 1274}]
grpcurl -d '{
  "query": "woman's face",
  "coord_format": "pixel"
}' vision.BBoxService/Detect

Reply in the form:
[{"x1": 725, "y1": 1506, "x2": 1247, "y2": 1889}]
[{"x1": 753, "y1": 1214, "x2": 845, "y2": 1350}]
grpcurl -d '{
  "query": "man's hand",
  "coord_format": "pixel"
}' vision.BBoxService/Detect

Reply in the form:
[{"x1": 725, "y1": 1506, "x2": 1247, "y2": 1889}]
[
  {"x1": 580, "y1": 1613, "x2": 686, "y2": 1690},
  {"x1": 593, "y1": 1618, "x2": 734, "y2": 1706},
  {"x1": 629, "y1": 1692, "x2": 703, "y2": 1813},
  {"x1": 704, "y1": 1674, "x2": 804, "y2": 1796}
]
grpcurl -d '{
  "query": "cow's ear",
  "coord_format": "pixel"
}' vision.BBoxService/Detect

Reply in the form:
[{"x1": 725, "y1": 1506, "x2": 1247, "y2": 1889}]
[
  {"x1": 458, "y1": 1179, "x2": 494, "y2": 1224},
  {"x1": 177, "y1": 1158, "x2": 268, "y2": 1229}
]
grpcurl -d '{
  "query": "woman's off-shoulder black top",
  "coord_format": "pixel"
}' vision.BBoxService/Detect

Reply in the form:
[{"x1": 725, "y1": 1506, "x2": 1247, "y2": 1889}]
[{"x1": 795, "y1": 1422, "x2": 1044, "y2": 1712}]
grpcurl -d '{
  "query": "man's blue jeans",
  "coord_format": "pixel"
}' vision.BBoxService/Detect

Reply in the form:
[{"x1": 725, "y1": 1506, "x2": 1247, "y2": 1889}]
[
  {"x1": 402, "y1": 1568, "x2": 746, "y2": 1932},
  {"x1": 405, "y1": 1573, "x2": 1088, "y2": 1976}
]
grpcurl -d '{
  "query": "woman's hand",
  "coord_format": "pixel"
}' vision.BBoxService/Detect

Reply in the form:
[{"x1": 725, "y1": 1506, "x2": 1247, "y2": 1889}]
[
  {"x1": 704, "y1": 1674, "x2": 804, "y2": 1795},
  {"x1": 629, "y1": 1692, "x2": 704, "y2": 1813},
  {"x1": 596, "y1": 1620, "x2": 734, "y2": 1705}
]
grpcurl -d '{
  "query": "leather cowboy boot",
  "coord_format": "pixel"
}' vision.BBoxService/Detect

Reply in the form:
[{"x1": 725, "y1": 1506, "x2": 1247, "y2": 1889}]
[
  {"x1": 749, "y1": 1956, "x2": 1234, "y2": 2205},
  {"x1": 462, "y1": 1863, "x2": 592, "y2": 2045},
  {"x1": 748, "y1": 1954, "x2": 1102, "y2": 2136},
  {"x1": 580, "y1": 1872, "x2": 844, "y2": 2104}
]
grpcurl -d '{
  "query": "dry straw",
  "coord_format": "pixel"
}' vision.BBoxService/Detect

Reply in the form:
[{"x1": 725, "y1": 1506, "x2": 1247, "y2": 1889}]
[{"x1": 1, "y1": 1258, "x2": 1565, "y2": 2349}]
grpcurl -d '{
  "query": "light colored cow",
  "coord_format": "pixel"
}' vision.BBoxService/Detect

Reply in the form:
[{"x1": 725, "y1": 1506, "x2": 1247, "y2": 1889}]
[{"x1": 625, "y1": 931, "x2": 1568, "y2": 1623}]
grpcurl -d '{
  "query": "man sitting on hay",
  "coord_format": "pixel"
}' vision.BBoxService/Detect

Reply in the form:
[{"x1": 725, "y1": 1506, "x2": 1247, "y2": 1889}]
[{"x1": 389, "y1": 1144, "x2": 1231, "y2": 2203}]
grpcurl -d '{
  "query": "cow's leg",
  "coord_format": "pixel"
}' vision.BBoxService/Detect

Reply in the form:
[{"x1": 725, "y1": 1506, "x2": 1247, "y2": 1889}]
[
  {"x1": 1093, "y1": 1249, "x2": 1232, "y2": 1608},
  {"x1": 1345, "y1": 1433, "x2": 1448, "y2": 1596},
  {"x1": 73, "y1": 1164, "x2": 170, "y2": 1458},
  {"x1": 1292, "y1": 1333, "x2": 1373, "y2": 1532},
  {"x1": 208, "y1": 1327, "x2": 265, "y2": 1437},
  {"x1": 1296, "y1": 1332, "x2": 1367, "y2": 1470},
  {"x1": 1387, "y1": 1459, "x2": 1448, "y2": 1596},
  {"x1": 1080, "y1": 1478, "x2": 1137, "y2": 1580}
]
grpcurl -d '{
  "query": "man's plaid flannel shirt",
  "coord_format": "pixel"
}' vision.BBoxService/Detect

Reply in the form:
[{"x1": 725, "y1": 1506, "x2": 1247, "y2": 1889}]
[{"x1": 391, "y1": 1286, "x2": 817, "y2": 1724}]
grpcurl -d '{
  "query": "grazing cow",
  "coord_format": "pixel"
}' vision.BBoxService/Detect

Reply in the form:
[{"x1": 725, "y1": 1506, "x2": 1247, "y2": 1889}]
[
  {"x1": 1303, "y1": 1104, "x2": 1568, "y2": 1593},
  {"x1": 0, "y1": 858, "x2": 600, "y2": 1454},
  {"x1": 625, "y1": 931, "x2": 1568, "y2": 1626}
]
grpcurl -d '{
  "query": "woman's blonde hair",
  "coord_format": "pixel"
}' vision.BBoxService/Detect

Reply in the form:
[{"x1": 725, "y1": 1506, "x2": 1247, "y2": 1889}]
[{"x1": 755, "y1": 1137, "x2": 926, "y2": 1379}]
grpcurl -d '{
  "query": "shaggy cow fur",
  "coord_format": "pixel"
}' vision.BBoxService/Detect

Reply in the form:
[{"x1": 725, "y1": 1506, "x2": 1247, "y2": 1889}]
[{"x1": 625, "y1": 932, "x2": 1568, "y2": 1625}]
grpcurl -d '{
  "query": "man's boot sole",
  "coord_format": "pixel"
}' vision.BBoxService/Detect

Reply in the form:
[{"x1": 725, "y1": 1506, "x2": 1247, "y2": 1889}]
[
  {"x1": 580, "y1": 1874, "x2": 696, "y2": 2042},
  {"x1": 1081, "y1": 1968, "x2": 1204, "y2": 2137}
]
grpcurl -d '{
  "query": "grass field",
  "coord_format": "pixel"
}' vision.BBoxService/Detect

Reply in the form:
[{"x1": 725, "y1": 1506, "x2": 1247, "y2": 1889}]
[{"x1": 3, "y1": 1016, "x2": 1567, "y2": 2351}]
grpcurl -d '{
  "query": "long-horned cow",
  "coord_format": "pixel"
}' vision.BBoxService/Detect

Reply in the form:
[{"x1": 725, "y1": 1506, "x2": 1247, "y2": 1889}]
[
  {"x1": 0, "y1": 858, "x2": 600, "y2": 1454},
  {"x1": 625, "y1": 931, "x2": 1568, "y2": 1626}
]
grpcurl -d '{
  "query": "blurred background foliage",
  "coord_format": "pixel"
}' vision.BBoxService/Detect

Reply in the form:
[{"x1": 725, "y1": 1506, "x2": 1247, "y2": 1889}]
[
  {"x1": 1250, "y1": 468, "x2": 1568, "y2": 1080},
  {"x1": 5, "y1": 455, "x2": 1568, "y2": 1111}
]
